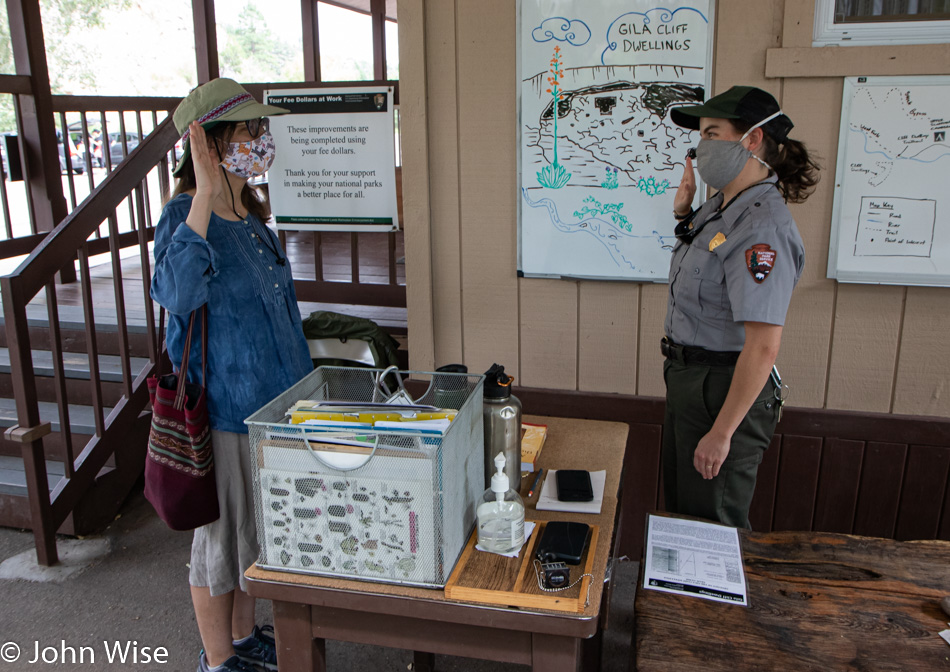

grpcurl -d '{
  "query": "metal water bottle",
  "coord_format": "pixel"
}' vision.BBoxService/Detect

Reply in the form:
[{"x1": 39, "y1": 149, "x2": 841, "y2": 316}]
[{"x1": 483, "y1": 364, "x2": 522, "y2": 492}]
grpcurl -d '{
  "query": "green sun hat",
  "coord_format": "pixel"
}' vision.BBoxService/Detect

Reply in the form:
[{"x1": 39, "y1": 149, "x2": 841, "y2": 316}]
[
  {"x1": 670, "y1": 86, "x2": 793, "y2": 143},
  {"x1": 172, "y1": 78, "x2": 289, "y2": 176}
]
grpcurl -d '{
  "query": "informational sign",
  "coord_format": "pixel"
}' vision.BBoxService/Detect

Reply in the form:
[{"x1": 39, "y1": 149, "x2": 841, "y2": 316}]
[
  {"x1": 264, "y1": 87, "x2": 399, "y2": 232},
  {"x1": 518, "y1": 0, "x2": 714, "y2": 281},
  {"x1": 828, "y1": 76, "x2": 950, "y2": 286},
  {"x1": 643, "y1": 514, "x2": 749, "y2": 606}
]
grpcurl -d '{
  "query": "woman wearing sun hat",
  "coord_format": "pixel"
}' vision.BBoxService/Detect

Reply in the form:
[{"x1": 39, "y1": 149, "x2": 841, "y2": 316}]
[
  {"x1": 660, "y1": 86, "x2": 820, "y2": 529},
  {"x1": 151, "y1": 78, "x2": 312, "y2": 672}
]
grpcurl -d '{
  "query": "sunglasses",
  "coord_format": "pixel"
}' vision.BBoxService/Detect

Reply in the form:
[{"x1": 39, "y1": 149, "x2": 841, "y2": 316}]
[
  {"x1": 674, "y1": 211, "x2": 701, "y2": 244},
  {"x1": 244, "y1": 117, "x2": 270, "y2": 138}
]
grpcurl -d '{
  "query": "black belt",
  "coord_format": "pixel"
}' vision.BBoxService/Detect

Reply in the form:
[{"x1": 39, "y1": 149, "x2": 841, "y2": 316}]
[{"x1": 661, "y1": 337, "x2": 741, "y2": 367}]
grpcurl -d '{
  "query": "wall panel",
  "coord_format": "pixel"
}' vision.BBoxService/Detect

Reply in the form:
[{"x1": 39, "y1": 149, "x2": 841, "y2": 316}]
[
  {"x1": 425, "y1": 0, "x2": 464, "y2": 368},
  {"x1": 892, "y1": 288, "x2": 950, "y2": 417},
  {"x1": 825, "y1": 285, "x2": 903, "y2": 413},
  {"x1": 637, "y1": 285, "x2": 667, "y2": 398},
  {"x1": 578, "y1": 281, "x2": 639, "y2": 395},
  {"x1": 519, "y1": 278, "x2": 578, "y2": 390},
  {"x1": 456, "y1": 0, "x2": 520, "y2": 375}
]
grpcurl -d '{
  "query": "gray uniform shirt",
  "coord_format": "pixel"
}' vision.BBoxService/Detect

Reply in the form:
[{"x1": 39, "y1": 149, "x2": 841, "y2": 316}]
[{"x1": 665, "y1": 175, "x2": 805, "y2": 351}]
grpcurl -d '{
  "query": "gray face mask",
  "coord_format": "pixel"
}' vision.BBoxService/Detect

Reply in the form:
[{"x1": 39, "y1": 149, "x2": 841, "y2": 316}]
[{"x1": 693, "y1": 111, "x2": 782, "y2": 190}]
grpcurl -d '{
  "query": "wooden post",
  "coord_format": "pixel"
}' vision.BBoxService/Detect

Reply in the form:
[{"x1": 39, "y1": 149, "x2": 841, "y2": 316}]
[
  {"x1": 371, "y1": 0, "x2": 387, "y2": 81},
  {"x1": 192, "y1": 0, "x2": 219, "y2": 84},
  {"x1": 5, "y1": 0, "x2": 74, "y2": 281},
  {"x1": 301, "y1": 0, "x2": 322, "y2": 82}
]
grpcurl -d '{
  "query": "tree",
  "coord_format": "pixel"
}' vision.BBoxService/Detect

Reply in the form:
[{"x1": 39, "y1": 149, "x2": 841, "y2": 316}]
[{"x1": 219, "y1": 4, "x2": 301, "y2": 83}]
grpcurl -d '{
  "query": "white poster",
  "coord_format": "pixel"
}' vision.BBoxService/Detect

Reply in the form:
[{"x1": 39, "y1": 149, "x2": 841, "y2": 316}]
[
  {"x1": 265, "y1": 87, "x2": 399, "y2": 232},
  {"x1": 519, "y1": 0, "x2": 714, "y2": 281},
  {"x1": 827, "y1": 76, "x2": 950, "y2": 286}
]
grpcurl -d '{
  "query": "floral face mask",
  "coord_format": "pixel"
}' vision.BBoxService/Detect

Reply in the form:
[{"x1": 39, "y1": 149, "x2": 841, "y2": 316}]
[{"x1": 220, "y1": 131, "x2": 276, "y2": 178}]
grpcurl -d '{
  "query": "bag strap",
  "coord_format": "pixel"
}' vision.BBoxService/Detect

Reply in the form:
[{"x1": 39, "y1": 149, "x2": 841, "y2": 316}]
[{"x1": 174, "y1": 310, "x2": 198, "y2": 410}]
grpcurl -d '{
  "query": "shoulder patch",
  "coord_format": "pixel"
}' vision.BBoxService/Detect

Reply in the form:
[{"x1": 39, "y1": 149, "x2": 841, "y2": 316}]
[{"x1": 746, "y1": 244, "x2": 776, "y2": 283}]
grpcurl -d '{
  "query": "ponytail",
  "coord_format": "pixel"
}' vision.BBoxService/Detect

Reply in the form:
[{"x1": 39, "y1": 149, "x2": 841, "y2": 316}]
[
  {"x1": 771, "y1": 137, "x2": 820, "y2": 204},
  {"x1": 730, "y1": 120, "x2": 821, "y2": 204}
]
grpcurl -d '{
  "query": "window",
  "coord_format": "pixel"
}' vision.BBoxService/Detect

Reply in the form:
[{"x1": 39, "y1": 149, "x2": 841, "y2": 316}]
[
  {"x1": 386, "y1": 19, "x2": 398, "y2": 80},
  {"x1": 216, "y1": 0, "x2": 304, "y2": 83},
  {"x1": 814, "y1": 0, "x2": 950, "y2": 45},
  {"x1": 318, "y1": 2, "x2": 374, "y2": 81}
]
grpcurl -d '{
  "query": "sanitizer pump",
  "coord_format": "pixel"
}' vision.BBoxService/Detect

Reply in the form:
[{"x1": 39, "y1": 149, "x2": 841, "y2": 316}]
[{"x1": 476, "y1": 452, "x2": 526, "y2": 554}]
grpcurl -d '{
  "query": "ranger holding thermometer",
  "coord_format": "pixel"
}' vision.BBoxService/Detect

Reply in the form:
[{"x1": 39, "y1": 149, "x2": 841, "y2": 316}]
[{"x1": 660, "y1": 86, "x2": 819, "y2": 528}]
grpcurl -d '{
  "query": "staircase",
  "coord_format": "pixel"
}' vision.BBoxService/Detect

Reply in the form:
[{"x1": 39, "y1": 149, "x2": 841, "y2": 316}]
[{"x1": 0, "y1": 303, "x2": 153, "y2": 533}]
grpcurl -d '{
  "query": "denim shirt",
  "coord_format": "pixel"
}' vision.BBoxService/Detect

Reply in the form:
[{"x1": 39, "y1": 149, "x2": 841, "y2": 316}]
[{"x1": 151, "y1": 193, "x2": 313, "y2": 433}]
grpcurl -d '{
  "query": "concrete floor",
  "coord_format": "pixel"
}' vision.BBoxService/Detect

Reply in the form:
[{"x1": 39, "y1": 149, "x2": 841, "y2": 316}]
[{"x1": 0, "y1": 489, "x2": 637, "y2": 672}]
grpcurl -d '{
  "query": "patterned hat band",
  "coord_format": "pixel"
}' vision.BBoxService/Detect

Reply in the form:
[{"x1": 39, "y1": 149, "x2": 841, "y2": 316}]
[{"x1": 180, "y1": 92, "x2": 255, "y2": 141}]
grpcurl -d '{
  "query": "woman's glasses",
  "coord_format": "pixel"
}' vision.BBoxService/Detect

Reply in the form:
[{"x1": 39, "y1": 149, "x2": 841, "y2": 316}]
[{"x1": 244, "y1": 117, "x2": 270, "y2": 138}]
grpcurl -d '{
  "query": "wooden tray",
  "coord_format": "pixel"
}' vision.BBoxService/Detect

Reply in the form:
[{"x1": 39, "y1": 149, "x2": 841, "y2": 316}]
[{"x1": 444, "y1": 521, "x2": 599, "y2": 613}]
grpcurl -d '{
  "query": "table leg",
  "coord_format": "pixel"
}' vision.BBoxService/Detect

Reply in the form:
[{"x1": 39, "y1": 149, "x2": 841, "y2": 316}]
[
  {"x1": 273, "y1": 600, "x2": 325, "y2": 672},
  {"x1": 412, "y1": 650, "x2": 436, "y2": 672},
  {"x1": 531, "y1": 633, "x2": 581, "y2": 672}
]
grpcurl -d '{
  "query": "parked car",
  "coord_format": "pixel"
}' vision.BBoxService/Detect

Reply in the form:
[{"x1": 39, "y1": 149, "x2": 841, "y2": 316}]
[
  {"x1": 108, "y1": 131, "x2": 140, "y2": 165},
  {"x1": 56, "y1": 129, "x2": 84, "y2": 175}
]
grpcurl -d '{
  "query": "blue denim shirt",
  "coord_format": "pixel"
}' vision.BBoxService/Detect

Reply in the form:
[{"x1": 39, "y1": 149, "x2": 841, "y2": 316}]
[{"x1": 151, "y1": 193, "x2": 312, "y2": 433}]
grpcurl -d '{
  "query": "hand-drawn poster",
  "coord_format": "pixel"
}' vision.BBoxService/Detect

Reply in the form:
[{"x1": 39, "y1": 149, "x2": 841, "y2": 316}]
[
  {"x1": 827, "y1": 76, "x2": 950, "y2": 286},
  {"x1": 518, "y1": 0, "x2": 714, "y2": 281}
]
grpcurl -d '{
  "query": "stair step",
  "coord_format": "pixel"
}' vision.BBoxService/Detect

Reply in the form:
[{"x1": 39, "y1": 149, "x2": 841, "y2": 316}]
[
  {"x1": 16, "y1": 303, "x2": 154, "y2": 333},
  {"x1": 0, "y1": 455, "x2": 115, "y2": 497},
  {"x1": 0, "y1": 347, "x2": 150, "y2": 383},
  {"x1": 0, "y1": 397, "x2": 113, "y2": 436}
]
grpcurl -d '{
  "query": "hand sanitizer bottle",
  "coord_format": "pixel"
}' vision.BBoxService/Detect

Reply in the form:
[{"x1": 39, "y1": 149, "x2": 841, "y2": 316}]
[{"x1": 476, "y1": 452, "x2": 525, "y2": 554}]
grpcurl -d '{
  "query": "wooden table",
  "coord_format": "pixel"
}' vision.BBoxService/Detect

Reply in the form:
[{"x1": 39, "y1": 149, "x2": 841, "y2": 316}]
[
  {"x1": 245, "y1": 415, "x2": 629, "y2": 672},
  {"x1": 634, "y1": 526, "x2": 950, "y2": 671}
]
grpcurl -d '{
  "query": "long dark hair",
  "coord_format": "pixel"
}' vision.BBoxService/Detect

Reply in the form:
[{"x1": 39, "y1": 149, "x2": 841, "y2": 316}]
[
  {"x1": 732, "y1": 119, "x2": 821, "y2": 204},
  {"x1": 169, "y1": 122, "x2": 269, "y2": 222}
]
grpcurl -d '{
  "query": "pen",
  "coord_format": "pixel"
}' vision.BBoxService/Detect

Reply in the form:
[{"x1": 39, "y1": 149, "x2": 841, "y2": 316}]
[{"x1": 527, "y1": 468, "x2": 544, "y2": 498}]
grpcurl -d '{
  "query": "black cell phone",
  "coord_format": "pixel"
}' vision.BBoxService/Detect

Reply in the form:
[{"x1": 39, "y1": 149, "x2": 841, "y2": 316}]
[
  {"x1": 535, "y1": 521, "x2": 592, "y2": 566},
  {"x1": 556, "y1": 469, "x2": 593, "y2": 502}
]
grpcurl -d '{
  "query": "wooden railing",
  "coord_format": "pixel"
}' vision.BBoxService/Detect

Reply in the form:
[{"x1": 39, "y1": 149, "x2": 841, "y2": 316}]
[{"x1": 1, "y1": 116, "x2": 179, "y2": 564}]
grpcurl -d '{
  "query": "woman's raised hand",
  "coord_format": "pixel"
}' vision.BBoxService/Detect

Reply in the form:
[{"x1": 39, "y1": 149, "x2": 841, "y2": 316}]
[
  {"x1": 189, "y1": 121, "x2": 223, "y2": 202},
  {"x1": 673, "y1": 154, "x2": 696, "y2": 217}
]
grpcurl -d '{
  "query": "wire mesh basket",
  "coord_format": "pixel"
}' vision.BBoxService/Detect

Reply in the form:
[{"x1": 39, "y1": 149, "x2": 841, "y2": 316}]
[{"x1": 245, "y1": 366, "x2": 485, "y2": 588}]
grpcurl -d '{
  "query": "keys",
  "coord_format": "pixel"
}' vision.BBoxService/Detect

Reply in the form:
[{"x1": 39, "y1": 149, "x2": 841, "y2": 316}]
[{"x1": 773, "y1": 383, "x2": 789, "y2": 423}]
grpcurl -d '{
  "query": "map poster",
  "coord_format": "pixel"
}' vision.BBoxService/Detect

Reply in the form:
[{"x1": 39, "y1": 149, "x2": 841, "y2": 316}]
[
  {"x1": 265, "y1": 87, "x2": 399, "y2": 232},
  {"x1": 828, "y1": 76, "x2": 950, "y2": 286},
  {"x1": 518, "y1": 0, "x2": 714, "y2": 281}
]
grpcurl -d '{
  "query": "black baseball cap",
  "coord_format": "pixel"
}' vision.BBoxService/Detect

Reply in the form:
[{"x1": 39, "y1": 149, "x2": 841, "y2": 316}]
[{"x1": 670, "y1": 86, "x2": 793, "y2": 143}]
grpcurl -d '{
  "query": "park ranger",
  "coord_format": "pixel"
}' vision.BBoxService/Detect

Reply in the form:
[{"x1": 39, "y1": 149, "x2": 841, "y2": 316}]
[{"x1": 662, "y1": 86, "x2": 820, "y2": 528}]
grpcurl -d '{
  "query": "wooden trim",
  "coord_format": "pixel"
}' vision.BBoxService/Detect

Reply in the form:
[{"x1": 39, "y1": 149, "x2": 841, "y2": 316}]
[
  {"x1": 292, "y1": 278, "x2": 406, "y2": 307},
  {"x1": 0, "y1": 74, "x2": 32, "y2": 95},
  {"x1": 301, "y1": 0, "x2": 322, "y2": 81},
  {"x1": 765, "y1": 44, "x2": 950, "y2": 78},
  {"x1": 50, "y1": 95, "x2": 179, "y2": 113},
  {"x1": 5, "y1": 118, "x2": 179, "y2": 301},
  {"x1": 192, "y1": 0, "x2": 220, "y2": 84},
  {"x1": 371, "y1": 0, "x2": 387, "y2": 81},
  {"x1": 387, "y1": 0, "x2": 434, "y2": 369}
]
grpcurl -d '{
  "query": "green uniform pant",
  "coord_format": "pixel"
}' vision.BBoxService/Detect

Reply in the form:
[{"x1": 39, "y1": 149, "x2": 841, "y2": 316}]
[{"x1": 662, "y1": 358, "x2": 780, "y2": 529}]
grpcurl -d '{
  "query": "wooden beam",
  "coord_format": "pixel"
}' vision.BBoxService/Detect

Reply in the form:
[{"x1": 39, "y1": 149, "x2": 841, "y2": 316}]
[
  {"x1": 371, "y1": 0, "x2": 387, "y2": 81},
  {"x1": 301, "y1": 0, "x2": 322, "y2": 81},
  {"x1": 766, "y1": 44, "x2": 950, "y2": 78},
  {"x1": 192, "y1": 0, "x2": 219, "y2": 84},
  {"x1": 0, "y1": 73, "x2": 31, "y2": 95},
  {"x1": 5, "y1": 0, "x2": 69, "y2": 237}
]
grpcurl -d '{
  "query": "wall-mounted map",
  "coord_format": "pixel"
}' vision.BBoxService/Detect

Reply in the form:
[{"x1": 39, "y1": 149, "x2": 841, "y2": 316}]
[
  {"x1": 518, "y1": 0, "x2": 714, "y2": 281},
  {"x1": 828, "y1": 76, "x2": 950, "y2": 286}
]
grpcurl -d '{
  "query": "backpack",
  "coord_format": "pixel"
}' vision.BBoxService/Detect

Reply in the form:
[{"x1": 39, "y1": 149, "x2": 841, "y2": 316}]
[{"x1": 300, "y1": 310, "x2": 401, "y2": 371}]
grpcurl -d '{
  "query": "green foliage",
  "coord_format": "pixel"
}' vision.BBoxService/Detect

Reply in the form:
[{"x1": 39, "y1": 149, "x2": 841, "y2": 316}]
[
  {"x1": 637, "y1": 175, "x2": 671, "y2": 197},
  {"x1": 573, "y1": 195, "x2": 630, "y2": 231},
  {"x1": 219, "y1": 4, "x2": 302, "y2": 82},
  {"x1": 601, "y1": 166, "x2": 619, "y2": 190},
  {"x1": 537, "y1": 162, "x2": 571, "y2": 189}
]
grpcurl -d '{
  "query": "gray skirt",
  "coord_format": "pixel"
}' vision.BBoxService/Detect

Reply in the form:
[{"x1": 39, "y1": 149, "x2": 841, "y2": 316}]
[{"x1": 189, "y1": 429, "x2": 259, "y2": 596}]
